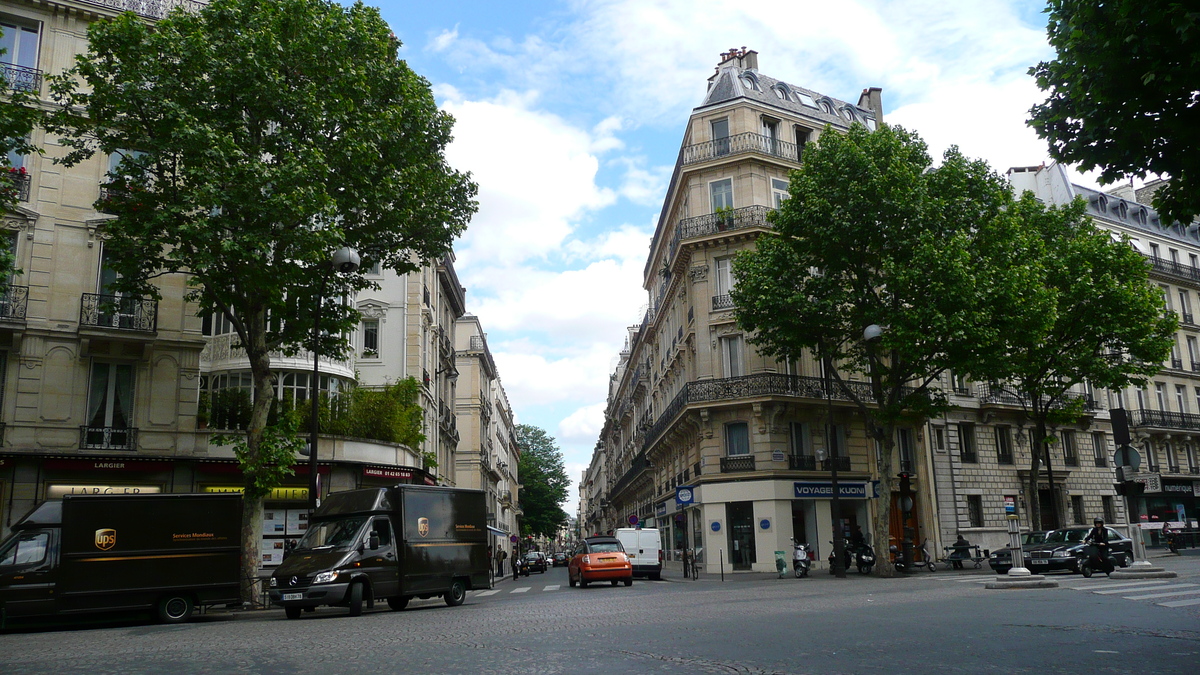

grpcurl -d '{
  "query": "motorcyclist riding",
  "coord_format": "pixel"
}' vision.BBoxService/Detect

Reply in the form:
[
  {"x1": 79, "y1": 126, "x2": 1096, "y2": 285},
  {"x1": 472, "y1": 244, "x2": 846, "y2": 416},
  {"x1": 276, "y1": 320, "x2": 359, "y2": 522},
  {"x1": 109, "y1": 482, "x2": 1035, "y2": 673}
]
[{"x1": 1082, "y1": 518, "x2": 1115, "y2": 576}]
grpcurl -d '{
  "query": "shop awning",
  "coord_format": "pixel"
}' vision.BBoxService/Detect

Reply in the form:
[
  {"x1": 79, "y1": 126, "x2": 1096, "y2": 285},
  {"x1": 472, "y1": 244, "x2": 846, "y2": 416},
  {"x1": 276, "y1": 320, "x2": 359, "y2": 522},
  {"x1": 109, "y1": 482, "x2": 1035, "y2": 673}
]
[{"x1": 487, "y1": 526, "x2": 508, "y2": 537}]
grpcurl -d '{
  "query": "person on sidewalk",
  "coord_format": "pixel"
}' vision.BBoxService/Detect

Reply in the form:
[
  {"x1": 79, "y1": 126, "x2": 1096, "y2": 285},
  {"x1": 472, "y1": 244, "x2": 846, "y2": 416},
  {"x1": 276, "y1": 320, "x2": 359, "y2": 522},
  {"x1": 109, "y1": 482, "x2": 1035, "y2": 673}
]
[{"x1": 949, "y1": 535, "x2": 972, "y2": 570}]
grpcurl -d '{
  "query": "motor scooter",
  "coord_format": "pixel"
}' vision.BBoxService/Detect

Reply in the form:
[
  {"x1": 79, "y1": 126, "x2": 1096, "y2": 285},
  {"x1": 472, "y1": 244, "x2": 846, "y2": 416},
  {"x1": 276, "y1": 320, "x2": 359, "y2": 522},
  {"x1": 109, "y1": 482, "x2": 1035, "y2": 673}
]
[
  {"x1": 827, "y1": 540, "x2": 852, "y2": 574},
  {"x1": 791, "y1": 540, "x2": 811, "y2": 578},
  {"x1": 855, "y1": 542, "x2": 876, "y2": 575},
  {"x1": 1164, "y1": 528, "x2": 1180, "y2": 554},
  {"x1": 1077, "y1": 543, "x2": 1116, "y2": 577}
]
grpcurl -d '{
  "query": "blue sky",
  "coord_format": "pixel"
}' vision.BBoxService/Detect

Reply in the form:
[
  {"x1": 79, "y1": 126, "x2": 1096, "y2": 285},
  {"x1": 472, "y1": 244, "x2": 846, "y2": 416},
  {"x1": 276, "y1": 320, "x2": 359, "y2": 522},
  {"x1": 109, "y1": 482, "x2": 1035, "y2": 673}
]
[{"x1": 370, "y1": 0, "x2": 1090, "y2": 510}]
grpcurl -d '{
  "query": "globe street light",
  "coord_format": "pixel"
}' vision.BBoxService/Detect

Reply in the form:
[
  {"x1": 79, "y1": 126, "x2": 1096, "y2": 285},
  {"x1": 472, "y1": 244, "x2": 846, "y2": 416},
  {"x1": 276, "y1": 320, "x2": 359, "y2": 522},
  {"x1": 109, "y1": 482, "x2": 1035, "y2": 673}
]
[{"x1": 308, "y1": 246, "x2": 360, "y2": 511}]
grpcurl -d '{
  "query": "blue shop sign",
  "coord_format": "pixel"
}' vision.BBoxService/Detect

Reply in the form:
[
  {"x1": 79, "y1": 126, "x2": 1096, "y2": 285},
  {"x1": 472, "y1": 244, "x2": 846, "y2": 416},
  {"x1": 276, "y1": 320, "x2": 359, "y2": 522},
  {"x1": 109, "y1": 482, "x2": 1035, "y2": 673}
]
[
  {"x1": 676, "y1": 486, "x2": 694, "y2": 504},
  {"x1": 793, "y1": 481, "x2": 877, "y2": 499}
]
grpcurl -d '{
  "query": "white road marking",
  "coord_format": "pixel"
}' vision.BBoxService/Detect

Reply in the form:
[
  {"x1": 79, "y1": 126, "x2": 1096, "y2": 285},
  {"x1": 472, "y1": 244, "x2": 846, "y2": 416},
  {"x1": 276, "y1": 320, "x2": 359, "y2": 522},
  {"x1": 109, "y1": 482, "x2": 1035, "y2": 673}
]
[
  {"x1": 1070, "y1": 580, "x2": 1174, "y2": 590},
  {"x1": 510, "y1": 587, "x2": 530, "y2": 594},
  {"x1": 1092, "y1": 583, "x2": 1173, "y2": 594},
  {"x1": 543, "y1": 585, "x2": 560, "y2": 591},
  {"x1": 1123, "y1": 587, "x2": 1200, "y2": 600},
  {"x1": 473, "y1": 589, "x2": 501, "y2": 597},
  {"x1": 1158, "y1": 598, "x2": 1200, "y2": 608}
]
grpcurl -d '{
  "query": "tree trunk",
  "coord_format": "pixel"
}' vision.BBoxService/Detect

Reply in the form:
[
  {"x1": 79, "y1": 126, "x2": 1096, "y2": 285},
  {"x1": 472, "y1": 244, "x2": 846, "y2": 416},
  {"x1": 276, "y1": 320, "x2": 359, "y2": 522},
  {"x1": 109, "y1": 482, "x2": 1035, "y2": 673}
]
[
  {"x1": 239, "y1": 307, "x2": 277, "y2": 606},
  {"x1": 1027, "y1": 417, "x2": 1046, "y2": 532},
  {"x1": 872, "y1": 426, "x2": 898, "y2": 577}
]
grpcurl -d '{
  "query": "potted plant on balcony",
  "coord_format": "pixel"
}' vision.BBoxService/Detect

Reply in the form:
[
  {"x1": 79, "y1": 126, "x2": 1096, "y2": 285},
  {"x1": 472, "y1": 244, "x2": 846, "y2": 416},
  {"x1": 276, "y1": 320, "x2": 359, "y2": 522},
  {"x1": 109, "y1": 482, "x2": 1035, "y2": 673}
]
[
  {"x1": 715, "y1": 206, "x2": 734, "y2": 231},
  {"x1": 196, "y1": 390, "x2": 210, "y2": 430}
]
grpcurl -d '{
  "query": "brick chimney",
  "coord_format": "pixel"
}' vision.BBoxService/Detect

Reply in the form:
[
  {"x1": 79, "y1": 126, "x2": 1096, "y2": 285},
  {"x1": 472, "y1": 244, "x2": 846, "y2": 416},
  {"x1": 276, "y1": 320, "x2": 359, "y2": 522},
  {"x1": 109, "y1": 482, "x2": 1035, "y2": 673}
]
[{"x1": 717, "y1": 47, "x2": 758, "y2": 71}]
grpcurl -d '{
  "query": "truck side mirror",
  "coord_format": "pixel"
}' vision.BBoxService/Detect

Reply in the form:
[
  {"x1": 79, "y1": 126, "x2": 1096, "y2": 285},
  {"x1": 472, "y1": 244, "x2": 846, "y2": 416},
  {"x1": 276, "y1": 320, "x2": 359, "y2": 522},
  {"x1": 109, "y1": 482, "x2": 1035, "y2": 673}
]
[{"x1": 369, "y1": 533, "x2": 380, "y2": 550}]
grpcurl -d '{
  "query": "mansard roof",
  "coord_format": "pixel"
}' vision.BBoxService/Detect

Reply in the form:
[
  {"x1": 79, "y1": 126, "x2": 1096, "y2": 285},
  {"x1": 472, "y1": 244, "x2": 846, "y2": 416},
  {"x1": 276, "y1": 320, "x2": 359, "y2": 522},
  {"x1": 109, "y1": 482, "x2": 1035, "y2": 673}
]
[{"x1": 700, "y1": 65, "x2": 877, "y2": 131}]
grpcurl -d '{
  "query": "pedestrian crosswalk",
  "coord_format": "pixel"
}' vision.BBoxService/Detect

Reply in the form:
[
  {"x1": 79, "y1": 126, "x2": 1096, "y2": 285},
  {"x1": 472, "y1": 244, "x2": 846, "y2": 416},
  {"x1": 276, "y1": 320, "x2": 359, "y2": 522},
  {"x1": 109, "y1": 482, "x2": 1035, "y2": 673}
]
[
  {"x1": 922, "y1": 573, "x2": 1200, "y2": 609},
  {"x1": 470, "y1": 579, "x2": 667, "y2": 598}
]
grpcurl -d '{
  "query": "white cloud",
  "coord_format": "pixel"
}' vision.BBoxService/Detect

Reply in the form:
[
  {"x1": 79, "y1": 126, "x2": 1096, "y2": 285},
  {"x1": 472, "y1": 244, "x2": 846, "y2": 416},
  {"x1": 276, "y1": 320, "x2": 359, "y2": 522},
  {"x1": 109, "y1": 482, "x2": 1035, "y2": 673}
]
[
  {"x1": 491, "y1": 344, "x2": 615, "y2": 408},
  {"x1": 440, "y1": 91, "x2": 618, "y2": 268},
  {"x1": 429, "y1": 27, "x2": 459, "y2": 53},
  {"x1": 558, "y1": 402, "x2": 608, "y2": 446}
]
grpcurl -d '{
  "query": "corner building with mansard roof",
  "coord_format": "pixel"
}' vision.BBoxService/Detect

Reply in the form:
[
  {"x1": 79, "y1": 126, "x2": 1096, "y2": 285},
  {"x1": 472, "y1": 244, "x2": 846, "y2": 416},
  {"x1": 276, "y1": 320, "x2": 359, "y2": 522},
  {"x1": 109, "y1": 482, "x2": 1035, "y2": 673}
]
[{"x1": 585, "y1": 49, "x2": 922, "y2": 573}]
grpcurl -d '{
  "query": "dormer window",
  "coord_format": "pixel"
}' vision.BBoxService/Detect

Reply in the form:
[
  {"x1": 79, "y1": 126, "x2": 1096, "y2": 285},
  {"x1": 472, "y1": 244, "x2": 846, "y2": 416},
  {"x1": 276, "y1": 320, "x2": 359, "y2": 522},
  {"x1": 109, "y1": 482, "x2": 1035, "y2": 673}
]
[
  {"x1": 1116, "y1": 200, "x2": 1128, "y2": 220},
  {"x1": 1091, "y1": 193, "x2": 1108, "y2": 214},
  {"x1": 1134, "y1": 208, "x2": 1148, "y2": 226},
  {"x1": 739, "y1": 72, "x2": 760, "y2": 91}
]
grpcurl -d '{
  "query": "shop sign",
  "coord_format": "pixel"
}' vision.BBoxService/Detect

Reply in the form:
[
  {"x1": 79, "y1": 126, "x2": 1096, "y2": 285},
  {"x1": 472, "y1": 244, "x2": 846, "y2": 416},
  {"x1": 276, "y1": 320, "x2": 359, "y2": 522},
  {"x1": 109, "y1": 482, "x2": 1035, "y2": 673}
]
[
  {"x1": 44, "y1": 459, "x2": 171, "y2": 472},
  {"x1": 363, "y1": 466, "x2": 414, "y2": 480},
  {"x1": 203, "y1": 486, "x2": 309, "y2": 500},
  {"x1": 47, "y1": 485, "x2": 161, "y2": 499},
  {"x1": 793, "y1": 481, "x2": 874, "y2": 499},
  {"x1": 1132, "y1": 473, "x2": 1162, "y2": 494},
  {"x1": 1163, "y1": 483, "x2": 1193, "y2": 493},
  {"x1": 676, "y1": 486, "x2": 694, "y2": 504}
]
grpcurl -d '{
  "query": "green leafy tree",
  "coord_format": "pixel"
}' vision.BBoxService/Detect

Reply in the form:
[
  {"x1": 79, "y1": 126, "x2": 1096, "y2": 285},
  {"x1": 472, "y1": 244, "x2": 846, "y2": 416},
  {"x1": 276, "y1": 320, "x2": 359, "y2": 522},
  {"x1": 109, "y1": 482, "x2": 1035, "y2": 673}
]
[
  {"x1": 732, "y1": 124, "x2": 1031, "y2": 575},
  {"x1": 516, "y1": 425, "x2": 570, "y2": 538},
  {"x1": 1029, "y1": 0, "x2": 1200, "y2": 224},
  {"x1": 48, "y1": 0, "x2": 476, "y2": 600},
  {"x1": 970, "y1": 193, "x2": 1175, "y2": 529}
]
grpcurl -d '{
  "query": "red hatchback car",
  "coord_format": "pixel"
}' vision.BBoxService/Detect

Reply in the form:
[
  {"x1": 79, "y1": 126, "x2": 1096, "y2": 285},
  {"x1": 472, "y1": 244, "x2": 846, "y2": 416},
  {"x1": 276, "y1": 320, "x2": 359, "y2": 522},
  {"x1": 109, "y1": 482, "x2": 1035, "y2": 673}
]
[{"x1": 569, "y1": 536, "x2": 633, "y2": 588}]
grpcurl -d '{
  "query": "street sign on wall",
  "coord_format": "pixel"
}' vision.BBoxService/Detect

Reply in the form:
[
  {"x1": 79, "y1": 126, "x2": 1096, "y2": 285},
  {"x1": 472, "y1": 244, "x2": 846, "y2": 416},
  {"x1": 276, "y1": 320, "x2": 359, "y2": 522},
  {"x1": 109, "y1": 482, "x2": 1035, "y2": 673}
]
[{"x1": 1132, "y1": 473, "x2": 1162, "y2": 494}]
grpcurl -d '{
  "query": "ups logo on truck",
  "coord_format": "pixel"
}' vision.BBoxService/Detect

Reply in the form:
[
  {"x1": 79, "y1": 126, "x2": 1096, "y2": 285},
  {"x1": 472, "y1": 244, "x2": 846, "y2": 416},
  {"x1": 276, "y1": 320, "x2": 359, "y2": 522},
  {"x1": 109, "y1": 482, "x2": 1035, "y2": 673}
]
[
  {"x1": 95, "y1": 528, "x2": 116, "y2": 551},
  {"x1": 417, "y1": 517, "x2": 429, "y2": 537}
]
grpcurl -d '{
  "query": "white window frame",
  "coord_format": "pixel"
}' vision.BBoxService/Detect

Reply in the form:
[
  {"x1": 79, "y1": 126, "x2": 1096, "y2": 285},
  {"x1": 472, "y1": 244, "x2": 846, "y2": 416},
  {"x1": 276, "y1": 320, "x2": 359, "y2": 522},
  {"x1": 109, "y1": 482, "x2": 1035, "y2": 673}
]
[
  {"x1": 720, "y1": 334, "x2": 744, "y2": 378},
  {"x1": 710, "y1": 178, "x2": 733, "y2": 213}
]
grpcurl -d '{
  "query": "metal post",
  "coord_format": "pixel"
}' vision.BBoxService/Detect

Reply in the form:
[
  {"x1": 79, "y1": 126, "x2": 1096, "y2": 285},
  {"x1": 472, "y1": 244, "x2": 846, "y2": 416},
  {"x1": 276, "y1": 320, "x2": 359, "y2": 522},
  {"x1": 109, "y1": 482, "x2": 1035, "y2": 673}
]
[
  {"x1": 307, "y1": 281, "x2": 323, "y2": 512},
  {"x1": 1005, "y1": 513, "x2": 1031, "y2": 577},
  {"x1": 719, "y1": 548, "x2": 724, "y2": 582},
  {"x1": 1126, "y1": 493, "x2": 1151, "y2": 567},
  {"x1": 824, "y1": 353, "x2": 846, "y2": 578}
]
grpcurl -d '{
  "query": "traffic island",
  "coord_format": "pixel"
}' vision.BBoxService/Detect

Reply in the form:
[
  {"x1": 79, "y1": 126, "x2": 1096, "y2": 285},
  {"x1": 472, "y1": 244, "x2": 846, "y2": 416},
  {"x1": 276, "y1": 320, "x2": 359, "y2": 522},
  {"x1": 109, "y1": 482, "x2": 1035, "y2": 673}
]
[
  {"x1": 1108, "y1": 566, "x2": 1177, "y2": 580},
  {"x1": 985, "y1": 574, "x2": 1059, "y2": 589}
]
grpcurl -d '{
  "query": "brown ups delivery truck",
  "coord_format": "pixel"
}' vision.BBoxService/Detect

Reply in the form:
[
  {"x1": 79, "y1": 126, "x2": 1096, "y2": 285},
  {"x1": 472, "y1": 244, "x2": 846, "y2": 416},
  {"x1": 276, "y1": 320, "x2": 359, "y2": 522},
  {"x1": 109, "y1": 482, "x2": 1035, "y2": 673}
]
[
  {"x1": 269, "y1": 484, "x2": 489, "y2": 618},
  {"x1": 0, "y1": 493, "x2": 241, "y2": 626}
]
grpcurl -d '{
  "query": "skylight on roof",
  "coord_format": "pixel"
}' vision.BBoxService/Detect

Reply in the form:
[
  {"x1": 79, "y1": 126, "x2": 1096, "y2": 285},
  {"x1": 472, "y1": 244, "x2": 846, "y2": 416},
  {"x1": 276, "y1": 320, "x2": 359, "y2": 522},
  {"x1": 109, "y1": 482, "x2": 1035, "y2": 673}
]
[{"x1": 795, "y1": 92, "x2": 817, "y2": 107}]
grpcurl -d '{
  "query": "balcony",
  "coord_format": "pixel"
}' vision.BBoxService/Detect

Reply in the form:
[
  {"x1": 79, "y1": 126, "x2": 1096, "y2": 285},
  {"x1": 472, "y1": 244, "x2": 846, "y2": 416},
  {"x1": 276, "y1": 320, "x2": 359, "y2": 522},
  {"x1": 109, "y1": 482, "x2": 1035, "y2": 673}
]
[
  {"x1": 720, "y1": 455, "x2": 756, "y2": 473},
  {"x1": 1150, "y1": 257, "x2": 1200, "y2": 285},
  {"x1": 1128, "y1": 408, "x2": 1200, "y2": 432},
  {"x1": 1172, "y1": 358, "x2": 1184, "y2": 370},
  {"x1": 667, "y1": 205, "x2": 773, "y2": 269},
  {"x1": 789, "y1": 455, "x2": 816, "y2": 470},
  {"x1": 78, "y1": 0, "x2": 205, "y2": 20},
  {"x1": 644, "y1": 373, "x2": 885, "y2": 451},
  {"x1": 80, "y1": 425, "x2": 137, "y2": 451},
  {"x1": 681, "y1": 132, "x2": 800, "y2": 167},
  {"x1": 0, "y1": 285, "x2": 29, "y2": 321},
  {"x1": 1094, "y1": 456, "x2": 1107, "y2": 468},
  {"x1": 2, "y1": 169, "x2": 31, "y2": 202},
  {"x1": 1, "y1": 63, "x2": 41, "y2": 93},
  {"x1": 823, "y1": 457, "x2": 851, "y2": 472},
  {"x1": 712, "y1": 294, "x2": 734, "y2": 311},
  {"x1": 79, "y1": 293, "x2": 158, "y2": 333},
  {"x1": 979, "y1": 385, "x2": 1097, "y2": 412}
]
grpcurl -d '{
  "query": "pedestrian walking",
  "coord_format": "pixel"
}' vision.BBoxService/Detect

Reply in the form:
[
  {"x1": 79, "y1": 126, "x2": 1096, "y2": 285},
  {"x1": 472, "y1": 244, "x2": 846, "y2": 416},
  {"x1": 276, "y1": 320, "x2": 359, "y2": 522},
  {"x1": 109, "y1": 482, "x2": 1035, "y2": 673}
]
[{"x1": 512, "y1": 549, "x2": 520, "y2": 581}]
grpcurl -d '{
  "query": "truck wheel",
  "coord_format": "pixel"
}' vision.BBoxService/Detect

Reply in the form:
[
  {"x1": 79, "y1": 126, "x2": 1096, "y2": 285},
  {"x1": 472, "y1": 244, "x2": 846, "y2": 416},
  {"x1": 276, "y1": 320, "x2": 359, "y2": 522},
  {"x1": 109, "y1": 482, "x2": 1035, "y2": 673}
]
[
  {"x1": 444, "y1": 579, "x2": 466, "y2": 607},
  {"x1": 347, "y1": 582, "x2": 364, "y2": 617},
  {"x1": 285, "y1": 606, "x2": 302, "y2": 620},
  {"x1": 157, "y1": 595, "x2": 194, "y2": 624},
  {"x1": 387, "y1": 596, "x2": 409, "y2": 611}
]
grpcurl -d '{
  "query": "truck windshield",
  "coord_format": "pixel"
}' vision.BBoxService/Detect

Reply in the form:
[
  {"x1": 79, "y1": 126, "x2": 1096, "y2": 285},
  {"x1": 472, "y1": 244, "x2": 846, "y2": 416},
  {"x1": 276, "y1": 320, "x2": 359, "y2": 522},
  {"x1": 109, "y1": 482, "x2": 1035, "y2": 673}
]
[
  {"x1": 0, "y1": 532, "x2": 49, "y2": 566},
  {"x1": 296, "y1": 517, "x2": 367, "y2": 551}
]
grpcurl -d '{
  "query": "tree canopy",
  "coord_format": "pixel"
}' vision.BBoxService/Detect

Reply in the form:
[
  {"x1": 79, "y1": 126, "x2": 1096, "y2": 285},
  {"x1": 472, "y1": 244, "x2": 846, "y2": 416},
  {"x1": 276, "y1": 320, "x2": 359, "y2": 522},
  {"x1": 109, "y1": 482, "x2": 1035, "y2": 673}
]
[
  {"x1": 516, "y1": 425, "x2": 571, "y2": 538},
  {"x1": 1029, "y1": 0, "x2": 1200, "y2": 224},
  {"x1": 47, "y1": 0, "x2": 477, "y2": 599},
  {"x1": 732, "y1": 124, "x2": 1034, "y2": 573},
  {"x1": 972, "y1": 192, "x2": 1175, "y2": 528}
]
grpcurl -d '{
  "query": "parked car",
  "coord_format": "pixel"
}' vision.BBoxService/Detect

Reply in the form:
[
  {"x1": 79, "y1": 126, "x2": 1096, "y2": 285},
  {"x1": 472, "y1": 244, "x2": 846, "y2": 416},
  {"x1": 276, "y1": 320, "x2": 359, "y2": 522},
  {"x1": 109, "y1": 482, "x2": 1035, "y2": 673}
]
[
  {"x1": 988, "y1": 526, "x2": 1132, "y2": 574},
  {"x1": 614, "y1": 527, "x2": 663, "y2": 580},
  {"x1": 524, "y1": 552, "x2": 548, "y2": 573},
  {"x1": 552, "y1": 552, "x2": 568, "y2": 567},
  {"x1": 568, "y1": 536, "x2": 633, "y2": 588}
]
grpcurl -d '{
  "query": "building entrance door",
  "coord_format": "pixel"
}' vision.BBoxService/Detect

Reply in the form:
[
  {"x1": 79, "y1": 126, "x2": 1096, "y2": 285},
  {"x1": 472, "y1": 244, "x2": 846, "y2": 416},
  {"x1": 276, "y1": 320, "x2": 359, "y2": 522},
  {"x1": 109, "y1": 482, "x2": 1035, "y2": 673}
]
[
  {"x1": 1038, "y1": 489, "x2": 1061, "y2": 531},
  {"x1": 727, "y1": 501, "x2": 756, "y2": 570}
]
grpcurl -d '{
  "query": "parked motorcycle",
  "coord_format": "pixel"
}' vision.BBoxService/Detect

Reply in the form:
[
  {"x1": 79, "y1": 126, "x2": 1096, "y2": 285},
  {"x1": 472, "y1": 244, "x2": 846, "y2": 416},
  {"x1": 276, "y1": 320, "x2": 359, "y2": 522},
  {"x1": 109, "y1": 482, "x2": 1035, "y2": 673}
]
[
  {"x1": 827, "y1": 540, "x2": 852, "y2": 575},
  {"x1": 855, "y1": 542, "x2": 876, "y2": 575},
  {"x1": 891, "y1": 540, "x2": 936, "y2": 573},
  {"x1": 792, "y1": 540, "x2": 812, "y2": 578},
  {"x1": 1077, "y1": 543, "x2": 1116, "y2": 577}
]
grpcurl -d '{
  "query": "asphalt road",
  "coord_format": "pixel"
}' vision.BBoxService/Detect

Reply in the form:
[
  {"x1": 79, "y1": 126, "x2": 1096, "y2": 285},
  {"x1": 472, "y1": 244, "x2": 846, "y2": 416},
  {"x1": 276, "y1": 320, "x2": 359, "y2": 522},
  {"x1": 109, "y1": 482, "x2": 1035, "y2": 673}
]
[{"x1": 3, "y1": 557, "x2": 1198, "y2": 674}]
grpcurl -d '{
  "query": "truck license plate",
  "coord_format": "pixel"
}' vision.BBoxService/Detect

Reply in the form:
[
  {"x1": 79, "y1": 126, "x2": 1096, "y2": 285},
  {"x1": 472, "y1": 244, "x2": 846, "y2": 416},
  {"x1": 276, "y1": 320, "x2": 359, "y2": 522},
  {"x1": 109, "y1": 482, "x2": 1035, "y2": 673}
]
[{"x1": 282, "y1": 592, "x2": 303, "y2": 601}]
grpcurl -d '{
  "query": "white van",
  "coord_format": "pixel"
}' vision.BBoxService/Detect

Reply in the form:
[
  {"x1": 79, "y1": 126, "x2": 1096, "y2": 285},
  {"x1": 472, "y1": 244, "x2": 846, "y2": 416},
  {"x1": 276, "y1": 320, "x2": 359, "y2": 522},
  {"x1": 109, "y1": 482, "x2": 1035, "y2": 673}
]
[{"x1": 614, "y1": 527, "x2": 663, "y2": 580}]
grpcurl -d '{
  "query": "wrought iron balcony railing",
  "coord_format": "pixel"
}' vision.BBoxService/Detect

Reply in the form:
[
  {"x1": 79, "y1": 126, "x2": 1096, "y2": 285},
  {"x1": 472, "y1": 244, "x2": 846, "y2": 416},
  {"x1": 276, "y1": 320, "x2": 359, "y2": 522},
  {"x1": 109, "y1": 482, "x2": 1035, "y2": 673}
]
[
  {"x1": 823, "y1": 456, "x2": 851, "y2": 472},
  {"x1": 712, "y1": 294, "x2": 734, "y2": 311},
  {"x1": 681, "y1": 132, "x2": 800, "y2": 166},
  {"x1": 1149, "y1": 257, "x2": 1200, "y2": 285},
  {"x1": 80, "y1": 425, "x2": 137, "y2": 450},
  {"x1": 79, "y1": 293, "x2": 158, "y2": 332},
  {"x1": 1128, "y1": 408, "x2": 1200, "y2": 432},
  {"x1": 960, "y1": 451, "x2": 978, "y2": 463},
  {"x1": 789, "y1": 455, "x2": 816, "y2": 470},
  {"x1": 667, "y1": 205, "x2": 773, "y2": 269},
  {"x1": 720, "y1": 455, "x2": 756, "y2": 473},
  {"x1": 979, "y1": 385, "x2": 1098, "y2": 411},
  {"x1": 78, "y1": 0, "x2": 205, "y2": 20},
  {"x1": 2, "y1": 170, "x2": 31, "y2": 202},
  {"x1": 644, "y1": 373, "x2": 885, "y2": 451},
  {"x1": 1094, "y1": 456, "x2": 1107, "y2": 468},
  {"x1": 0, "y1": 285, "x2": 29, "y2": 321},
  {"x1": 1, "y1": 63, "x2": 41, "y2": 93}
]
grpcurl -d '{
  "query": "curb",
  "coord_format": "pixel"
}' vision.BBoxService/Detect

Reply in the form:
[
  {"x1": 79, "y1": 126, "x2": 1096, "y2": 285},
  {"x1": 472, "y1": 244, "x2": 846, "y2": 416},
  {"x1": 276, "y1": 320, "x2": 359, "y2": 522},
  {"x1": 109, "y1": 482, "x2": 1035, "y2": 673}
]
[
  {"x1": 1108, "y1": 568, "x2": 1178, "y2": 580},
  {"x1": 985, "y1": 574, "x2": 1059, "y2": 589}
]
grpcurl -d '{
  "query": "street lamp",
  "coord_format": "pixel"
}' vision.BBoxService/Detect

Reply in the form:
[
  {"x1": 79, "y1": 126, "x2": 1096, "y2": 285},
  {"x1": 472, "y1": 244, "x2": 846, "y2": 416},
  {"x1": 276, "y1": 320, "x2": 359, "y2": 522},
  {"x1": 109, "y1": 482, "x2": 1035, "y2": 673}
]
[{"x1": 308, "y1": 246, "x2": 360, "y2": 511}]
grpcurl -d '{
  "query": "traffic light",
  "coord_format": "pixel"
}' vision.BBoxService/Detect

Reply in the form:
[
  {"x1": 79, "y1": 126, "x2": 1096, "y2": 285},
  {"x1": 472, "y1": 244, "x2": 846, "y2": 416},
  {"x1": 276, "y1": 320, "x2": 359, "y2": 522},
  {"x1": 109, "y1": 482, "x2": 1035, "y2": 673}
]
[{"x1": 898, "y1": 472, "x2": 912, "y2": 498}]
